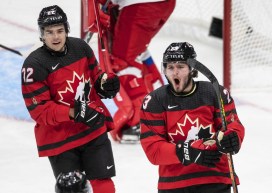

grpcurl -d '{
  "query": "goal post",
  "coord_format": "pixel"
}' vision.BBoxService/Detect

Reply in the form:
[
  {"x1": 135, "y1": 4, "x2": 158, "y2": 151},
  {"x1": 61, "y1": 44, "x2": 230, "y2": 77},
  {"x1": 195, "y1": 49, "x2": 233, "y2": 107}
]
[
  {"x1": 223, "y1": 0, "x2": 231, "y2": 91},
  {"x1": 224, "y1": 0, "x2": 272, "y2": 92}
]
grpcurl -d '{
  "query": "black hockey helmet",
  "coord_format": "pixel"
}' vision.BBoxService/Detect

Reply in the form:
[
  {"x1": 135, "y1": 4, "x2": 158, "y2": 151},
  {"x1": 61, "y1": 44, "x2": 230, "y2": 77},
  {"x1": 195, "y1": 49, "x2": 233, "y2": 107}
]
[
  {"x1": 162, "y1": 42, "x2": 196, "y2": 68},
  {"x1": 55, "y1": 170, "x2": 90, "y2": 193},
  {"x1": 38, "y1": 5, "x2": 70, "y2": 34}
]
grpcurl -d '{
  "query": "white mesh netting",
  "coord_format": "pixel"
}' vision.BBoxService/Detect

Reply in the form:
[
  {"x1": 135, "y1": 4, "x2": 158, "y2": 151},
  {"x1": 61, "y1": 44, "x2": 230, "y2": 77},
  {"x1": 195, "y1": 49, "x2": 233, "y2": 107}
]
[{"x1": 160, "y1": 0, "x2": 272, "y2": 92}]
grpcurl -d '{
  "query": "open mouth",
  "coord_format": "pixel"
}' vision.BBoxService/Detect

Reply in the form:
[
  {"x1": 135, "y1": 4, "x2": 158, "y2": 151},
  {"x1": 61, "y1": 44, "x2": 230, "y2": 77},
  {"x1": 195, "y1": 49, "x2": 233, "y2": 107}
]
[{"x1": 174, "y1": 78, "x2": 180, "y2": 85}]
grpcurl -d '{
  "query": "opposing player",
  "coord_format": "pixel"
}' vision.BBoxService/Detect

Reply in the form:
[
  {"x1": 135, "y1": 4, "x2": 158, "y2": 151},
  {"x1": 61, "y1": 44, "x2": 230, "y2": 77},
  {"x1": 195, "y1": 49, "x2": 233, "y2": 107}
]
[
  {"x1": 21, "y1": 5, "x2": 120, "y2": 193},
  {"x1": 140, "y1": 42, "x2": 245, "y2": 193},
  {"x1": 82, "y1": 0, "x2": 176, "y2": 142}
]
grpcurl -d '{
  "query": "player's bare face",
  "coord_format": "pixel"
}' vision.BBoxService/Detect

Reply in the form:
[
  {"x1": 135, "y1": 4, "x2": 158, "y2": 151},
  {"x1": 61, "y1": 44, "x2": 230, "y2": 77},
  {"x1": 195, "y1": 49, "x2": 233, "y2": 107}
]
[
  {"x1": 165, "y1": 62, "x2": 193, "y2": 93},
  {"x1": 43, "y1": 24, "x2": 67, "y2": 52}
]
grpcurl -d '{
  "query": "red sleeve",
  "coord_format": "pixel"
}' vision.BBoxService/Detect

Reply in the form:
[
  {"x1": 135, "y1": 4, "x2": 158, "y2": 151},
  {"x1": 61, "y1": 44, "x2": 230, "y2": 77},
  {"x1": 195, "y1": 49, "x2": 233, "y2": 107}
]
[
  {"x1": 22, "y1": 82, "x2": 70, "y2": 125},
  {"x1": 223, "y1": 100, "x2": 245, "y2": 143},
  {"x1": 140, "y1": 95, "x2": 181, "y2": 165},
  {"x1": 22, "y1": 81, "x2": 70, "y2": 126},
  {"x1": 214, "y1": 87, "x2": 245, "y2": 144}
]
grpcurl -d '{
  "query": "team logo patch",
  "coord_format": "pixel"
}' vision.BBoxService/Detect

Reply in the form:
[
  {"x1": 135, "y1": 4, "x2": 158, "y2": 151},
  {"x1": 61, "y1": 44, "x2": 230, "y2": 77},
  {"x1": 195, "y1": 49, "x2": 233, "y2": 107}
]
[
  {"x1": 58, "y1": 72, "x2": 91, "y2": 106},
  {"x1": 168, "y1": 114, "x2": 214, "y2": 143}
]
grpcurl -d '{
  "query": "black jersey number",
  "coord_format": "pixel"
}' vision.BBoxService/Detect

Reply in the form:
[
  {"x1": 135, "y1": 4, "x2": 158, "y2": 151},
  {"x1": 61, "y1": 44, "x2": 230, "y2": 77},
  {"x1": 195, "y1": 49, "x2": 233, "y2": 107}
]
[{"x1": 22, "y1": 67, "x2": 34, "y2": 83}]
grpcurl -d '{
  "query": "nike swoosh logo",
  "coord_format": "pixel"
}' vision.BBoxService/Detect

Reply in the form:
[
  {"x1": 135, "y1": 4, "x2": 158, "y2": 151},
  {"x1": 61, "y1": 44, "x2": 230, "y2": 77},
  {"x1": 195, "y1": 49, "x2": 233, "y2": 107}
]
[
  {"x1": 194, "y1": 152, "x2": 202, "y2": 163},
  {"x1": 168, "y1": 105, "x2": 178, "y2": 109},
  {"x1": 107, "y1": 165, "x2": 114, "y2": 170},
  {"x1": 86, "y1": 113, "x2": 98, "y2": 122},
  {"x1": 52, "y1": 63, "x2": 60, "y2": 70}
]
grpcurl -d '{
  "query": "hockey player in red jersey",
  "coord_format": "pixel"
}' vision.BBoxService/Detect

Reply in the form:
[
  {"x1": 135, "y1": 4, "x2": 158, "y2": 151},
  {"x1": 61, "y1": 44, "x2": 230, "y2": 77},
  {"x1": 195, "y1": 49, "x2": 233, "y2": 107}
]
[
  {"x1": 140, "y1": 42, "x2": 245, "y2": 193},
  {"x1": 21, "y1": 5, "x2": 120, "y2": 193},
  {"x1": 82, "y1": 0, "x2": 176, "y2": 142}
]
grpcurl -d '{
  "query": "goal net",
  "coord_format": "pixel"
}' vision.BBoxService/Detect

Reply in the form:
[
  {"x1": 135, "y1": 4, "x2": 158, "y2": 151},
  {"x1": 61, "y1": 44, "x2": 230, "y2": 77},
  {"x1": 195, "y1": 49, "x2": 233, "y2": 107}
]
[
  {"x1": 159, "y1": 0, "x2": 272, "y2": 92},
  {"x1": 226, "y1": 0, "x2": 272, "y2": 92}
]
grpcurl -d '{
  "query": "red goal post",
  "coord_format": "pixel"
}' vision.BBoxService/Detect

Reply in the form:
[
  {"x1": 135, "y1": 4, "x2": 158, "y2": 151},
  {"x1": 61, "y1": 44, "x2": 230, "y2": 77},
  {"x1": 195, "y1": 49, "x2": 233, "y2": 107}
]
[{"x1": 224, "y1": 0, "x2": 272, "y2": 92}]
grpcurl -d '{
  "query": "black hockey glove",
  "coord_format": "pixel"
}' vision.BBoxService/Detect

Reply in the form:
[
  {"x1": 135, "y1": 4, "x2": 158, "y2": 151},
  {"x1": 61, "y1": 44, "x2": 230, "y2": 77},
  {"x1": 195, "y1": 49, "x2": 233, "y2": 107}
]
[
  {"x1": 216, "y1": 130, "x2": 240, "y2": 155},
  {"x1": 95, "y1": 73, "x2": 120, "y2": 99},
  {"x1": 176, "y1": 139, "x2": 222, "y2": 168},
  {"x1": 74, "y1": 100, "x2": 105, "y2": 127}
]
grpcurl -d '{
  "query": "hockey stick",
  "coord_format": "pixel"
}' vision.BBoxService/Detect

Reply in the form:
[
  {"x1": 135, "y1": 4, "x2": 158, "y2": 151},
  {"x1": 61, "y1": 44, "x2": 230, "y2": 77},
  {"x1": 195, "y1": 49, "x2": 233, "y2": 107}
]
[
  {"x1": 0, "y1": 44, "x2": 22, "y2": 56},
  {"x1": 82, "y1": 0, "x2": 110, "y2": 44},
  {"x1": 92, "y1": 0, "x2": 112, "y2": 73},
  {"x1": 187, "y1": 58, "x2": 238, "y2": 193},
  {"x1": 0, "y1": 42, "x2": 42, "y2": 58},
  {"x1": 92, "y1": 0, "x2": 134, "y2": 125}
]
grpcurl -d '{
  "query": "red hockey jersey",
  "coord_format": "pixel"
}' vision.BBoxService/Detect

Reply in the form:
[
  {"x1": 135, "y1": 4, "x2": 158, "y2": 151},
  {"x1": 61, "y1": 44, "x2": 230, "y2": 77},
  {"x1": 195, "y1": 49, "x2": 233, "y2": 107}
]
[
  {"x1": 140, "y1": 81, "x2": 245, "y2": 190},
  {"x1": 21, "y1": 37, "x2": 114, "y2": 157}
]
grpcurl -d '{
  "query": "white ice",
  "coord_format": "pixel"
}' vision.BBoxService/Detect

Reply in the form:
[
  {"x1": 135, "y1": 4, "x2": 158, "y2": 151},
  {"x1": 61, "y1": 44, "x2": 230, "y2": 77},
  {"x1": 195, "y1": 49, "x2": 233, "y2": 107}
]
[{"x1": 0, "y1": 1, "x2": 271, "y2": 193}]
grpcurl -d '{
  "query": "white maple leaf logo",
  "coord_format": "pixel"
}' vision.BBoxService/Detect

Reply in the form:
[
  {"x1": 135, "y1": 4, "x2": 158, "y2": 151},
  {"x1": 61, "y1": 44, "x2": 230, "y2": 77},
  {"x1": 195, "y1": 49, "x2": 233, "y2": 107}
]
[
  {"x1": 168, "y1": 114, "x2": 214, "y2": 143},
  {"x1": 58, "y1": 71, "x2": 91, "y2": 106}
]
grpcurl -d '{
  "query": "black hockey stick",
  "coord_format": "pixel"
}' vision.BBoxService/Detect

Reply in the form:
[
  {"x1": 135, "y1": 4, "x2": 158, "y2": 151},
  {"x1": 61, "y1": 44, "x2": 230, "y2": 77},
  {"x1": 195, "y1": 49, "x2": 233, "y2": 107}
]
[
  {"x1": 0, "y1": 44, "x2": 22, "y2": 56},
  {"x1": 187, "y1": 58, "x2": 238, "y2": 193}
]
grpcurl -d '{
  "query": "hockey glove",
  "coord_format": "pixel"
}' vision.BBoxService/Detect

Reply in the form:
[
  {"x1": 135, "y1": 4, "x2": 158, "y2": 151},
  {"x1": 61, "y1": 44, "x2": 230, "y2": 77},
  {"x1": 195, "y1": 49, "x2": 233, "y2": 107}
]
[
  {"x1": 74, "y1": 100, "x2": 105, "y2": 127},
  {"x1": 95, "y1": 73, "x2": 120, "y2": 99},
  {"x1": 216, "y1": 130, "x2": 240, "y2": 155},
  {"x1": 176, "y1": 139, "x2": 222, "y2": 168}
]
